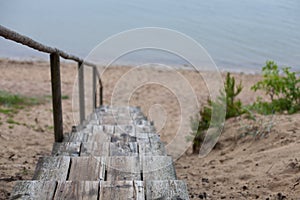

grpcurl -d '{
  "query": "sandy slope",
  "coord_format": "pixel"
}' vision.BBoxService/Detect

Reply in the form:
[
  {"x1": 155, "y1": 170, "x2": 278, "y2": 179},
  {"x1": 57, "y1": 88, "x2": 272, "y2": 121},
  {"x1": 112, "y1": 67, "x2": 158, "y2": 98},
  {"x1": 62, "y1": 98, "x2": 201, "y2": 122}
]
[{"x1": 0, "y1": 59, "x2": 299, "y2": 199}]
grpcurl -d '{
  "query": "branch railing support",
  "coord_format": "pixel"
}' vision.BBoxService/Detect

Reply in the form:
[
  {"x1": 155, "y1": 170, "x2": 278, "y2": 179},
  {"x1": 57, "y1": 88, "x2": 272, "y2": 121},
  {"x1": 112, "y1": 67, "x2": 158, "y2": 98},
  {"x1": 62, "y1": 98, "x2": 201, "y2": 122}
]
[
  {"x1": 50, "y1": 53, "x2": 63, "y2": 142},
  {"x1": 78, "y1": 62, "x2": 85, "y2": 124},
  {"x1": 93, "y1": 66, "x2": 97, "y2": 110}
]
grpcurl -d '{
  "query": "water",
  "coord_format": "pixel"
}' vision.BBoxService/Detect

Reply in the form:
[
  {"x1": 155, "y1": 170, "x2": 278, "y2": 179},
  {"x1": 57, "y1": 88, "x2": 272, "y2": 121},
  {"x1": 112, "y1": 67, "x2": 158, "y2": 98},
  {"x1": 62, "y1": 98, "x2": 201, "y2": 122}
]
[{"x1": 0, "y1": 0, "x2": 299, "y2": 72}]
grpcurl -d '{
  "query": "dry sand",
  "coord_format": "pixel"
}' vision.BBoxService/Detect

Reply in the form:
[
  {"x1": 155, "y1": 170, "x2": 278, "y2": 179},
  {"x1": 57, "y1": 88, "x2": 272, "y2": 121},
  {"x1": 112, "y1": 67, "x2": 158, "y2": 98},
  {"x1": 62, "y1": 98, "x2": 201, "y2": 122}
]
[{"x1": 0, "y1": 59, "x2": 299, "y2": 199}]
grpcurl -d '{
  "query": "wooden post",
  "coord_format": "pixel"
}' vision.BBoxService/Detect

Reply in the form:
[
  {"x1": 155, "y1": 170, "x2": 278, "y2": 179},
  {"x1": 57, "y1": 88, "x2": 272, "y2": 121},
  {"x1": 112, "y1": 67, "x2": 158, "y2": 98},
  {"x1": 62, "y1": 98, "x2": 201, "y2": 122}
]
[
  {"x1": 78, "y1": 62, "x2": 85, "y2": 123},
  {"x1": 100, "y1": 84, "x2": 103, "y2": 106},
  {"x1": 92, "y1": 66, "x2": 97, "y2": 110},
  {"x1": 50, "y1": 53, "x2": 63, "y2": 142}
]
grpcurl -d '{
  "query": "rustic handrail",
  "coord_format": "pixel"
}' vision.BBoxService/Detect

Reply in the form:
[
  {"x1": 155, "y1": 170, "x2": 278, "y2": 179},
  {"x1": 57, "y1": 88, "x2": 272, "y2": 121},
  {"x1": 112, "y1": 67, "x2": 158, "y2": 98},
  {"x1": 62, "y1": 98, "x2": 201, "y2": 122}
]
[
  {"x1": 0, "y1": 25, "x2": 96, "y2": 67},
  {"x1": 0, "y1": 25, "x2": 103, "y2": 142}
]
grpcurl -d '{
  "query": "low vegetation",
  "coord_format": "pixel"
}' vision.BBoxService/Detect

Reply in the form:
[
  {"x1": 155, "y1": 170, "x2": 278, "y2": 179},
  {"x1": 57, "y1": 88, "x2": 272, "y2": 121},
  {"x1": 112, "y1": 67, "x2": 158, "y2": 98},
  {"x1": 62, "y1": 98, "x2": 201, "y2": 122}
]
[
  {"x1": 251, "y1": 61, "x2": 300, "y2": 114},
  {"x1": 191, "y1": 61, "x2": 300, "y2": 153}
]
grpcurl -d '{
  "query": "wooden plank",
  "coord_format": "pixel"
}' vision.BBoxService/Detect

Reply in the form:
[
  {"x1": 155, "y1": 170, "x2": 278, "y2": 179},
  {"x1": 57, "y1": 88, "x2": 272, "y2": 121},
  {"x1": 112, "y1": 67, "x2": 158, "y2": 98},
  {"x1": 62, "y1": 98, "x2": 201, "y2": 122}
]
[
  {"x1": 54, "y1": 181, "x2": 99, "y2": 200},
  {"x1": 33, "y1": 157, "x2": 70, "y2": 181},
  {"x1": 106, "y1": 156, "x2": 141, "y2": 181},
  {"x1": 10, "y1": 181, "x2": 56, "y2": 200},
  {"x1": 115, "y1": 125, "x2": 156, "y2": 134},
  {"x1": 110, "y1": 142, "x2": 138, "y2": 156},
  {"x1": 68, "y1": 157, "x2": 105, "y2": 181},
  {"x1": 52, "y1": 142, "x2": 81, "y2": 156},
  {"x1": 145, "y1": 180, "x2": 189, "y2": 200},
  {"x1": 137, "y1": 133, "x2": 166, "y2": 156},
  {"x1": 81, "y1": 142, "x2": 109, "y2": 157},
  {"x1": 114, "y1": 125, "x2": 135, "y2": 135},
  {"x1": 64, "y1": 132, "x2": 89, "y2": 143},
  {"x1": 92, "y1": 125, "x2": 113, "y2": 140},
  {"x1": 142, "y1": 156, "x2": 176, "y2": 181},
  {"x1": 111, "y1": 133, "x2": 136, "y2": 143},
  {"x1": 86, "y1": 132, "x2": 111, "y2": 143},
  {"x1": 100, "y1": 181, "x2": 144, "y2": 200},
  {"x1": 139, "y1": 141, "x2": 166, "y2": 156}
]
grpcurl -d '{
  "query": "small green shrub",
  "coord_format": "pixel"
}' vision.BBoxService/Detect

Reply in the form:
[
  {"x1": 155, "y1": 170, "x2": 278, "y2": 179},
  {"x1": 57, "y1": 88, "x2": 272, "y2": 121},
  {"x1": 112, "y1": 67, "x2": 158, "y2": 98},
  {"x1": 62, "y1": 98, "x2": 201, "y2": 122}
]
[
  {"x1": 251, "y1": 61, "x2": 300, "y2": 114},
  {"x1": 190, "y1": 73, "x2": 245, "y2": 153}
]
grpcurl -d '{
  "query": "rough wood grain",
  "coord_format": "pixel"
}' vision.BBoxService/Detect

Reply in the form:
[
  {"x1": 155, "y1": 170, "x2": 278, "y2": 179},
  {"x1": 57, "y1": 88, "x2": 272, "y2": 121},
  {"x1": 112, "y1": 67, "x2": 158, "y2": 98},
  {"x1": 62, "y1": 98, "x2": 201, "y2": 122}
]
[
  {"x1": 81, "y1": 142, "x2": 109, "y2": 157},
  {"x1": 145, "y1": 180, "x2": 189, "y2": 200},
  {"x1": 110, "y1": 142, "x2": 138, "y2": 156},
  {"x1": 52, "y1": 142, "x2": 81, "y2": 156},
  {"x1": 68, "y1": 157, "x2": 105, "y2": 181},
  {"x1": 137, "y1": 133, "x2": 166, "y2": 156},
  {"x1": 33, "y1": 157, "x2": 70, "y2": 181},
  {"x1": 10, "y1": 181, "x2": 56, "y2": 200},
  {"x1": 90, "y1": 125, "x2": 112, "y2": 142},
  {"x1": 100, "y1": 181, "x2": 144, "y2": 200},
  {"x1": 142, "y1": 156, "x2": 176, "y2": 181},
  {"x1": 139, "y1": 141, "x2": 166, "y2": 156},
  {"x1": 106, "y1": 157, "x2": 141, "y2": 181},
  {"x1": 54, "y1": 181, "x2": 99, "y2": 200}
]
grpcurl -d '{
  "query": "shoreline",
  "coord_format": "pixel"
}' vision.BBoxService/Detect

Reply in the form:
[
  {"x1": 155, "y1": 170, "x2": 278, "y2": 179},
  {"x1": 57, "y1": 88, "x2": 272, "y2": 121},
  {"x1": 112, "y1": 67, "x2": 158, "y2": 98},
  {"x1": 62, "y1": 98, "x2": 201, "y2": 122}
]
[{"x1": 0, "y1": 57, "x2": 263, "y2": 75}]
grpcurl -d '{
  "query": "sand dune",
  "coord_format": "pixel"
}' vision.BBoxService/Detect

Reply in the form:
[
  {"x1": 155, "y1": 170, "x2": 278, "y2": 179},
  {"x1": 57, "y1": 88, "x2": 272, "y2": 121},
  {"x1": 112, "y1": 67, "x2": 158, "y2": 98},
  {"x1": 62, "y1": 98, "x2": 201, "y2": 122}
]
[{"x1": 0, "y1": 59, "x2": 299, "y2": 199}]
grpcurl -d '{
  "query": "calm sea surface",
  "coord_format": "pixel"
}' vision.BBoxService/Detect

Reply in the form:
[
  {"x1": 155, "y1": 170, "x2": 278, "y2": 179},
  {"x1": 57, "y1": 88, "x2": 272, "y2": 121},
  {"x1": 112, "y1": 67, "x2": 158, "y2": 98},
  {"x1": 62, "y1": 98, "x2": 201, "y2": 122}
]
[{"x1": 0, "y1": 0, "x2": 299, "y2": 72}]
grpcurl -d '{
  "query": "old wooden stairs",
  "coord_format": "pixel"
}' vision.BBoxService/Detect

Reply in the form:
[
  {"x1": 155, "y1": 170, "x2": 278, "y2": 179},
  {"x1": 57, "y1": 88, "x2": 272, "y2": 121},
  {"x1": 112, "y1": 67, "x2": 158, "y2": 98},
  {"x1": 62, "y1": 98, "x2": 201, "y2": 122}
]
[{"x1": 10, "y1": 106, "x2": 189, "y2": 199}]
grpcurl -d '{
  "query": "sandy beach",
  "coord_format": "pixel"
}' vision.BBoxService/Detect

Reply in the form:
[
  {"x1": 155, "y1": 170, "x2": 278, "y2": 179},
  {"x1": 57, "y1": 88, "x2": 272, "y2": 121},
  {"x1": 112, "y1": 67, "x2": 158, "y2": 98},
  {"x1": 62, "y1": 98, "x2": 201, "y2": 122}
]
[{"x1": 0, "y1": 59, "x2": 299, "y2": 199}]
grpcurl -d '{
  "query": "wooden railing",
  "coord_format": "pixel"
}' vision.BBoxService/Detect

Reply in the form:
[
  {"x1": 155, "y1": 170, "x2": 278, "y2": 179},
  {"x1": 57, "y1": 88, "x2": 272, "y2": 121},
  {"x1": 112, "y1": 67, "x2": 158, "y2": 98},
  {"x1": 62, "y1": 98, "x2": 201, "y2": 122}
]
[{"x1": 0, "y1": 25, "x2": 103, "y2": 142}]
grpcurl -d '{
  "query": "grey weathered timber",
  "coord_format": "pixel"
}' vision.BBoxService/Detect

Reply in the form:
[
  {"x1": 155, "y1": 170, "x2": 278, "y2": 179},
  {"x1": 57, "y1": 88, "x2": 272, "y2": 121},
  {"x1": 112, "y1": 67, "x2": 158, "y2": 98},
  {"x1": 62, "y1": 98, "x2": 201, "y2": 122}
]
[
  {"x1": 33, "y1": 157, "x2": 70, "y2": 181},
  {"x1": 10, "y1": 181, "x2": 56, "y2": 200},
  {"x1": 145, "y1": 180, "x2": 189, "y2": 200},
  {"x1": 100, "y1": 181, "x2": 144, "y2": 200},
  {"x1": 78, "y1": 62, "x2": 85, "y2": 123},
  {"x1": 81, "y1": 142, "x2": 109, "y2": 157},
  {"x1": 52, "y1": 142, "x2": 81, "y2": 156},
  {"x1": 10, "y1": 105, "x2": 189, "y2": 199},
  {"x1": 142, "y1": 156, "x2": 177, "y2": 181},
  {"x1": 110, "y1": 142, "x2": 138, "y2": 156},
  {"x1": 139, "y1": 140, "x2": 166, "y2": 156},
  {"x1": 50, "y1": 53, "x2": 63, "y2": 142},
  {"x1": 106, "y1": 157, "x2": 141, "y2": 181},
  {"x1": 68, "y1": 157, "x2": 106, "y2": 181},
  {"x1": 54, "y1": 181, "x2": 99, "y2": 200}
]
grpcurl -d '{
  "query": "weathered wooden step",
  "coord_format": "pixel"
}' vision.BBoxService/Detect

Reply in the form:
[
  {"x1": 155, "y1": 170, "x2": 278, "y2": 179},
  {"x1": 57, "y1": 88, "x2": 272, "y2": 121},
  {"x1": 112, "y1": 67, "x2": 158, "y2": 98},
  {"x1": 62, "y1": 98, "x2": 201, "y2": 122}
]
[
  {"x1": 10, "y1": 181, "x2": 56, "y2": 200},
  {"x1": 33, "y1": 156, "x2": 70, "y2": 181},
  {"x1": 145, "y1": 180, "x2": 189, "y2": 200},
  {"x1": 54, "y1": 181, "x2": 99, "y2": 199},
  {"x1": 68, "y1": 157, "x2": 106, "y2": 181},
  {"x1": 142, "y1": 156, "x2": 177, "y2": 181},
  {"x1": 33, "y1": 156, "x2": 176, "y2": 181},
  {"x1": 100, "y1": 181, "x2": 144, "y2": 200},
  {"x1": 10, "y1": 180, "x2": 189, "y2": 200}
]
